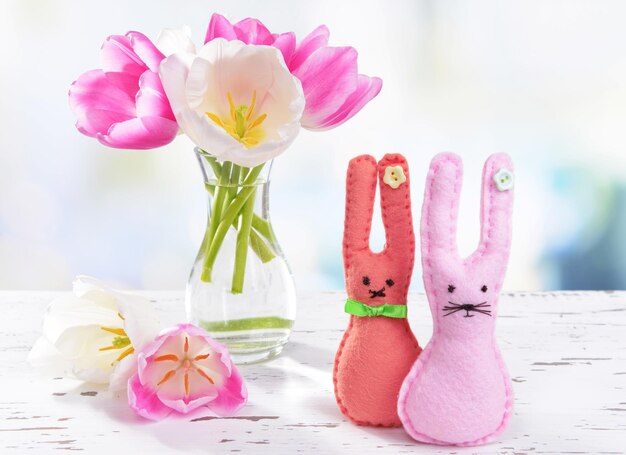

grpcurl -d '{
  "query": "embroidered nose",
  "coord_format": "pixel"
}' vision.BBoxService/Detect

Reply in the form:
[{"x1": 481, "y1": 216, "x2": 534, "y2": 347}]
[
  {"x1": 442, "y1": 301, "x2": 492, "y2": 318},
  {"x1": 369, "y1": 288, "x2": 386, "y2": 298},
  {"x1": 461, "y1": 304, "x2": 476, "y2": 318}
]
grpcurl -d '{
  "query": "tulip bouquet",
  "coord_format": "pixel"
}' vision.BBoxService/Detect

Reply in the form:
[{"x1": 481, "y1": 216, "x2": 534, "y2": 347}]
[{"x1": 69, "y1": 13, "x2": 381, "y2": 294}]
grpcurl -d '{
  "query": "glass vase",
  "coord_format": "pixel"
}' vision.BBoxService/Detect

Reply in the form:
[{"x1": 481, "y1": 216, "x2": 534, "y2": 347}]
[{"x1": 186, "y1": 148, "x2": 296, "y2": 364}]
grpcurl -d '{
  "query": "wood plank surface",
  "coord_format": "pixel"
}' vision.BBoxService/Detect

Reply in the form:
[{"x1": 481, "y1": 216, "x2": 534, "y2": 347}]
[{"x1": 0, "y1": 291, "x2": 624, "y2": 453}]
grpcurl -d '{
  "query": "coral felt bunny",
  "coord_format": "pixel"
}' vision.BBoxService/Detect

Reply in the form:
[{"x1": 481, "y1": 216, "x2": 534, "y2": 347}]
[
  {"x1": 334, "y1": 154, "x2": 421, "y2": 427},
  {"x1": 398, "y1": 152, "x2": 515, "y2": 446}
]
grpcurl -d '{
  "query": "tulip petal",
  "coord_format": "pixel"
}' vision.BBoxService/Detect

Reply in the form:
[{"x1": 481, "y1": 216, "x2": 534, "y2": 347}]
[
  {"x1": 161, "y1": 38, "x2": 304, "y2": 167},
  {"x1": 293, "y1": 46, "x2": 358, "y2": 127},
  {"x1": 109, "y1": 354, "x2": 138, "y2": 392},
  {"x1": 128, "y1": 373, "x2": 173, "y2": 421},
  {"x1": 207, "y1": 364, "x2": 248, "y2": 416},
  {"x1": 72, "y1": 276, "x2": 119, "y2": 309},
  {"x1": 100, "y1": 35, "x2": 147, "y2": 77},
  {"x1": 130, "y1": 323, "x2": 247, "y2": 419},
  {"x1": 97, "y1": 116, "x2": 178, "y2": 150},
  {"x1": 271, "y1": 32, "x2": 296, "y2": 64},
  {"x1": 72, "y1": 275, "x2": 108, "y2": 297},
  {"x1": 205, "y1": 13, "x2": 237, "y2": 43},
  {"x1": 288, "y1": 25, "x2": 329, "y2": 72},
  {"x1": 69, "y1": 70, "x2": 135, "y2": 137},
  {"x1": 159, "y1": 393, "x2": 215, "y2": 415},
  {"x1": 314, "y1": 75, "x2": 382, "y2": 130},
  {"x1": 27, "y1": 336, "x2": 74, "y2": 377},
  {"x1": 30, "y1": 277, "x2": 162, "y2": 390},
  {"x1": 166, "y1": 323, "x2": 210, "y2": 339},
  {"x1": 216, "y1": 122, "x2": 301, "y2": 167},
  {"x1": 54, "y1": 325, "x2": 120, "y2": 383},
  {"x1": 136, "y1": 71, "x2": 175, "y2": 120},
  {"x1": 233, "y1": 17, "x2": 273, "y2": 44},
  {"x1": 160, "y1": 50, "x2": 243, "y2": 154},
  {"x1": 115, "y1": 294, "x2": 161, "y2": 351},
  {"x1": 102, "y1": 72, "x2": 141, "y2": 102},
  {"x1": 156, "y1": 26, "x2": 196, "y2": 57},
  {"x1": 42, "y1": 295, "x2": 119, "y2": 342},
  {"x1": 127, "y1": 31, "x2": 166, "y2": 73}
]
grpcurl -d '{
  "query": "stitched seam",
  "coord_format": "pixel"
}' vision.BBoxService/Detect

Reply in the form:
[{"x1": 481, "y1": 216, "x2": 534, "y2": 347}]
[
  {"x1": 467, "y1": 157, "x2": 512, "y2": 265},
  {"x1": 337, "y1": 155, "x2": 382, "y2": 426},
  {"x1": 343, "y1": 156, "x2": 376, "y2": 272},
  {"x1": 336, "y1": 155, "x2": 418, "y2": 428},
  {"x1": 461, "y1": 158, "x2": 513, "y2": 444},
  {"x1": 400, "y1": 156, "x2": 512, "y2": 445},
  {"x1": 399, "y1": 157, "x2": 456, "y2": 444},
  {"x1": 462, "y1": 156, "x2": 513, "y2": 444},
  {"x1": 333, "y1": 316, "x2": 418, "y2": 427},
  {"x1": 379, "y1": 155, "x2": 415, "y2": 300}
]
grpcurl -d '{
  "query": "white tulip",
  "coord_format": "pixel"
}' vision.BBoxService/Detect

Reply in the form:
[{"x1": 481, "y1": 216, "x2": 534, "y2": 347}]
[
  {"x1": 159, "y1": 38, "x2": 305, "y2": 167},
  {"x1": 28, "y1": 276, "x2": 160, "y2": 391},
  {"x1": 155, "y1": 26, "x2": 196, "y2": 57}
]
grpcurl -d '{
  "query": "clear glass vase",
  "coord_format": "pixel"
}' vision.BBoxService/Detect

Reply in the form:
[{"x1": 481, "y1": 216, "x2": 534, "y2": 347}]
[{"x1": 186, "y1": 148, "x2": 296, "y2": 364}]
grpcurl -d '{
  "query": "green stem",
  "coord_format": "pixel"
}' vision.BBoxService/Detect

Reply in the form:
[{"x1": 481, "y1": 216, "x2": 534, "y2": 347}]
[
  {"x1": 203, "y1": 183, "x2": 276, "y2": 263},
  {"x1": 221, "y1": 164, "x2": 240, "y2": 218},
  {"x1": 250, "y1": 229, "x2": 275, "y2": 262},
  {"x1": 251, "y1": 216, "x2": 273, "y2": 241},
  {"x1": 203, "y1": 153, "x2": 223, "y2": 179},
  {"x1": 201, "y1": 164, "x2": 264, "y2": 282},
  {"x1": 202, "y1": 154, "x2": 274, "y2": 244},
  {"x1": 231, "y1": 186, "x2": 256, "y2": 293},
  {"x1": 201, "y1": 161, "x2": 232, "y2": 282}
]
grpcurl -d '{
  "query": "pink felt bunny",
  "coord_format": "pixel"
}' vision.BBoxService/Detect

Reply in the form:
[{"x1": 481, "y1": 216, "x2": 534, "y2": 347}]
[
  {"x1": 334, "y1": 154, "x2": 421, "y2": 427},
  {"x1": 398, "y1": 152, "x2": 515, "y2": 446}
]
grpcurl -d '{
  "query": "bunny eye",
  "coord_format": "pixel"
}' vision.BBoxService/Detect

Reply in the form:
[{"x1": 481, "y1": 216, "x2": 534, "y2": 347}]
[
  {"x1": 362, "y1": 276, "x2": 371, "y2": 286},
  {"x1": 481, "y1": 285, "x2": 488, "y2": 293},
  {"x1": 386, "y1": 279, "x2": 394, "y2": 287},
  {"x1": 448, "y1": 284, "x2": 455, "y2": 293}
]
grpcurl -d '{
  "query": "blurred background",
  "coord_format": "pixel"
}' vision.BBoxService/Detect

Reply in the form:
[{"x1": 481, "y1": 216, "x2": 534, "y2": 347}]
[{"x1": 1, "y1": 0, "x2": 626, "y2": 291}]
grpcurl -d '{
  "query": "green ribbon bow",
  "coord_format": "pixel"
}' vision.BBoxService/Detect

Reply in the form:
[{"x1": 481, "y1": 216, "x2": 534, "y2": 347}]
[{"x1": 344, "y1": 298, "x2": 407, "y2": 318}]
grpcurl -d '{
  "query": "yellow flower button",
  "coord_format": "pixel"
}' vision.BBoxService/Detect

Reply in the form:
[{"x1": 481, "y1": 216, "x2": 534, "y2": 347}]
[
  {"x1": 493, "y1": 168, "x2": 514, "y2": 191},
  {"x1": 383, "y1": 165, "x2": 406, "y2": 189}
]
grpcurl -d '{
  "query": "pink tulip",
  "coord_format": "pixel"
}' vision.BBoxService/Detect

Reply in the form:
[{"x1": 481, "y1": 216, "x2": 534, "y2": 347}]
[
  {"x1": 69, "y1": 32, "x2": 178, "y2": 149},
  {"x1": 128, "y1": 324, "x2": 247, "y2": 420},
  {"x1": 205, "y1": 14, "x2": 382, "y2": 131}
]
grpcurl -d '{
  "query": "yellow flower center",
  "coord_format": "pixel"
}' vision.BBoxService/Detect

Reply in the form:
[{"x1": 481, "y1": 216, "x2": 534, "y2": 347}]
[
  {"x1": 99, "y1": 313, "x2": 134, "y2": 365},
  {"x1": 206, "y1": 90, "x2": 267, "y2": 149}
]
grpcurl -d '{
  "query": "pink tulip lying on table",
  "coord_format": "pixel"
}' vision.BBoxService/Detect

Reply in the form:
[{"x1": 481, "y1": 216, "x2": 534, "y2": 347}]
[{"x1": 128, "y1": 324, "x2": 247, "y2": 421}]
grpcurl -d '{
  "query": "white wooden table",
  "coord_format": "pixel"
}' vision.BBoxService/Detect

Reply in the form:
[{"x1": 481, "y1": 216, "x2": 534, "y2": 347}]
[{"x1": 1, "y1": 291, "x2": 625, "y2": 453}]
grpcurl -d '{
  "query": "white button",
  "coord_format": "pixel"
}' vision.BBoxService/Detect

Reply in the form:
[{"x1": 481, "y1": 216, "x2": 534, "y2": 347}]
[
  {"x1": 493, "y1": 168, "x2": 514, "y2": 191},
  {"x1": 383, "y1": 165, "x2": 406, "y2": 189}
]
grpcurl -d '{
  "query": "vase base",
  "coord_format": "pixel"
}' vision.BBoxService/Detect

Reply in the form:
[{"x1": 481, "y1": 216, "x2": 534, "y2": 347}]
[
  {"x1": 198, "y1": 318, "x2": 293, "y2": 365},
  {"x1": 211, "y1": 332, "x2": 289, "y2": 365},
  {"x1": 230, "y1": 344, "x2": 285, "y2": 364}
]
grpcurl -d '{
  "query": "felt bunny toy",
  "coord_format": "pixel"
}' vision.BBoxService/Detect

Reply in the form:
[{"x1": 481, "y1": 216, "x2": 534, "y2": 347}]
[
  {"x1": 398, "y1": 152, "x2": 515, "y2": 446},
  {"x1": 334, "y1": 154, "x2": 421, "y2": 427}
]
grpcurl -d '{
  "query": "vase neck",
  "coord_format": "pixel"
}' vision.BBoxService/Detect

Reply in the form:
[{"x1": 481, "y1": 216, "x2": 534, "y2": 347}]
[{"x1": 194, "y1": 148, "x2": 272, "y2": 185}]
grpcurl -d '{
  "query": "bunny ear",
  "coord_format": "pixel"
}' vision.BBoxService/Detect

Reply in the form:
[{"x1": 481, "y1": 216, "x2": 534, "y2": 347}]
[
  {"x1": 476, "y1": 153, "x2": 514, "y2": 262},
  {"x1": 420, "y1": 153, "x2": 462, "y2": 259},
  {"x1": 343, "y1": 155, "x2": 378, "y2": 260},
  {"x1": 377, "y1": 154, "x2": 414, "y2": 254}
]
